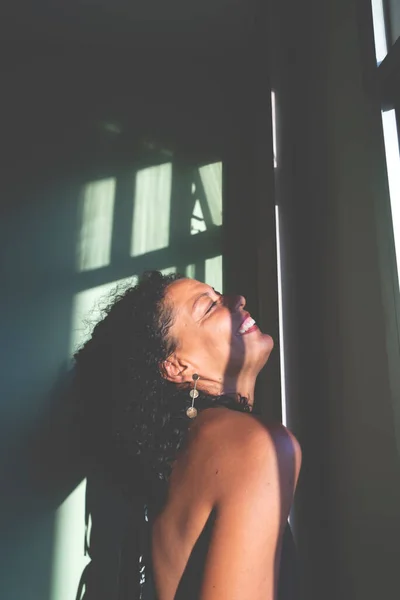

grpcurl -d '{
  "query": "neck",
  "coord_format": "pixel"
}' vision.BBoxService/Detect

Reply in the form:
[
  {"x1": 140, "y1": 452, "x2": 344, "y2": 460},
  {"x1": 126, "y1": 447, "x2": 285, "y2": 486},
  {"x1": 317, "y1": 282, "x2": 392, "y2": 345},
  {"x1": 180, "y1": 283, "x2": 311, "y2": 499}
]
[{"x1": 200, "y1": 373, "x2": 257, "y2": 408}]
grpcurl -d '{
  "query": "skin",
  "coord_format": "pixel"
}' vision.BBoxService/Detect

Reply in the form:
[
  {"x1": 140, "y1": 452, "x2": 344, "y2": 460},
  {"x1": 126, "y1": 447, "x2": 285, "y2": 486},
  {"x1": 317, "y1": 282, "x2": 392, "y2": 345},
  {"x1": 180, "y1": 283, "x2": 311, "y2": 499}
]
[
  {"x1": 152, "y1": 278, "x2": 301, "y2": 600},
  {"x1": 162, "y1": 278, "x2": 275, "y2": 405}
]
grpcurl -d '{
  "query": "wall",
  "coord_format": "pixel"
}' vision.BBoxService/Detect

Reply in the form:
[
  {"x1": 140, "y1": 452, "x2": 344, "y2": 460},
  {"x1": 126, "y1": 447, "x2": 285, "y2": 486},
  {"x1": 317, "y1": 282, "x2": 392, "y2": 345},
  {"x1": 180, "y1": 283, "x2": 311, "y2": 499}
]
[
  {"x1": 5, "y1": 2, "x2": 399, "y2": 599},
  {"x1": 0, "y1": 47, "x2": 239, "y2": 600}
]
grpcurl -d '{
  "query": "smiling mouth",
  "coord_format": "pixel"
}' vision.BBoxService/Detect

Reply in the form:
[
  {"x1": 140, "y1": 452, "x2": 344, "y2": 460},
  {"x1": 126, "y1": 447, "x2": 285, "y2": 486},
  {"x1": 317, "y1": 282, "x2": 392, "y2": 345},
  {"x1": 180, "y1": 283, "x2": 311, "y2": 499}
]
[{"x1": 238, "y1": 316, "x2": 258, "y2": 335}]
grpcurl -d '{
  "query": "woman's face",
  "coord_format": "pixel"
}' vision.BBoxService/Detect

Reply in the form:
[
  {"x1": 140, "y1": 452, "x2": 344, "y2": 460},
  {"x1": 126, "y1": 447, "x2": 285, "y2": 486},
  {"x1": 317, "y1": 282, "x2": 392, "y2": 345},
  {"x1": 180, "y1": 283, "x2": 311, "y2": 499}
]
[{"x1": 162, "y1": 278, "x2": 274, "y2": 392}]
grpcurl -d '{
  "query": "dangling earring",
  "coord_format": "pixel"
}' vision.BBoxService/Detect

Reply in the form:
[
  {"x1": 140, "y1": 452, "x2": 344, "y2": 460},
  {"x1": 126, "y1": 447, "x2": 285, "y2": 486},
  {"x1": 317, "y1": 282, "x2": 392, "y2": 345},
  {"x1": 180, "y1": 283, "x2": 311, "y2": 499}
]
[{"x1": 186, "y1": 373, "x2": 199, "y2": 419}]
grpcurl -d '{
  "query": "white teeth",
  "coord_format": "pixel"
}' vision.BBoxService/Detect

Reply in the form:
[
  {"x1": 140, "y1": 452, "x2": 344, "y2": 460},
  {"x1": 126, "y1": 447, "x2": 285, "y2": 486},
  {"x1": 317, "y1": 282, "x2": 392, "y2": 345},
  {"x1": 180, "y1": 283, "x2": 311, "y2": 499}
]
[{"x1": 239, "y1": 317, "x2": 256, "y2": 334}]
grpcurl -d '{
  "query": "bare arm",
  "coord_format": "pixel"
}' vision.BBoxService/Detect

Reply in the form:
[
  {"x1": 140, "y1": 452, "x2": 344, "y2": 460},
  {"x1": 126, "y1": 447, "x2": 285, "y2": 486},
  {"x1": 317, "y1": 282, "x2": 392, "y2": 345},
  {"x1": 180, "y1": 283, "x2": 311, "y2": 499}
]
[{"x1": 198, "y1": 411, "x2": 301, "y2": 600}]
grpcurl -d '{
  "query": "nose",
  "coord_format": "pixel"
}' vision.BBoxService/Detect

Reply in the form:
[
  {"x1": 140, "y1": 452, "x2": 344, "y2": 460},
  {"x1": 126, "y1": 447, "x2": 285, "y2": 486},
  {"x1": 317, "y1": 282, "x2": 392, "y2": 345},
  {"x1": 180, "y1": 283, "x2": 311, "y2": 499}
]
[{"x1": 225, "y1": 294, "x2": 246, "y2": 312}]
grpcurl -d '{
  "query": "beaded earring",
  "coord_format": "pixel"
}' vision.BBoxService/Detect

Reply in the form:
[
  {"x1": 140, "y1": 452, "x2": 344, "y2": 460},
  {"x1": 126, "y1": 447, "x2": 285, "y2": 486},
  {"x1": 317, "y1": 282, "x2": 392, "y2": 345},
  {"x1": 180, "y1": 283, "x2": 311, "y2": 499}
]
[{"x1": 186, "y1": 373, "x2": 199, "y2": 419}]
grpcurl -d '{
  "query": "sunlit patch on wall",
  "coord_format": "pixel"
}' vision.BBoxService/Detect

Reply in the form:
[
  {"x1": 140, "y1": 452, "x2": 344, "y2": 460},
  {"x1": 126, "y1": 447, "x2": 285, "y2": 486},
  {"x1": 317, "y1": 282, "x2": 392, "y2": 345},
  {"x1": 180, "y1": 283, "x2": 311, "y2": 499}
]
[
  {"x1": 205, "y1": 255, "x2": 223, "y2": 293},
  {"x1": 198, "y1": 162, "x2": 223, "y2": 226},
  {"x1": 50, "y1": 479, "x2": 89, "y2": 600},
  {"x1": 271, "y1": 91, "x2": 277, "y2": 169},
  {"x1": 191, "y1": 200, "x2": 207, "y2": 234},
  {"x1": 58, "y1": 155, "x2": 227, "y2": 600},
  {"x1": 161, "y1": 266, "x2": 177, "y2": 275},
  {"x1": 371, "y1": 0, "x2": 388, "y2": 63},
  {"x1": 131, "y1": 163, "x2": 172, "y2": 256},
  {"x1": 382, "y1": 109, "x2": 400, "y2": 288},
  {"x1": 186, "y1": 264, "x2": 196, "y2": 278},
  {"x1": 76, "y1": 178, "x2": 116, "y2": 272},
  {"x1": 275, "y1": 205, "x2": 287, "y2": 427}
]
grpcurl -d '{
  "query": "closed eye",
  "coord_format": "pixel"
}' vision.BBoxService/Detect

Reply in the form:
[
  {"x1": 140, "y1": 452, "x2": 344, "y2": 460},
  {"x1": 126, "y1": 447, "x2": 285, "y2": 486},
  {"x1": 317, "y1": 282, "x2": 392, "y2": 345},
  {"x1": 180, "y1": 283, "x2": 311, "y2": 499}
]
[{"x1": 205, "y1": 300, "x2": 218, "y2": 315}]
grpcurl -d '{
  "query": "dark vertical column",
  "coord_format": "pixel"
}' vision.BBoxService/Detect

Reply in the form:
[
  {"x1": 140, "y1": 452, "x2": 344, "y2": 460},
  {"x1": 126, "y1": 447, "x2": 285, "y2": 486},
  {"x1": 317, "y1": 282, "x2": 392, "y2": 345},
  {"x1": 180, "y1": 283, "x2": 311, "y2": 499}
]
[
  {"x1": 168, "y1": 159, "x2": 195, "y2": 271},
  {"x1": 223, "y1": 130, "x2": 259, "y2": 307},
  {"x1": 223, "y1": 48, "x2": 281, "y2": 420},
  {"x1": 268, "y1": 1, "x2": 335, "y2": 597},
  {"x1": 110, "y1": 167, "x2": 136, "y2": 266},
  {"x1": 194, "y1": 261, "x2": 206, "y2": 283},
  {"x1": 252, "y1": 2, "x2": 282, "y2": 422}
]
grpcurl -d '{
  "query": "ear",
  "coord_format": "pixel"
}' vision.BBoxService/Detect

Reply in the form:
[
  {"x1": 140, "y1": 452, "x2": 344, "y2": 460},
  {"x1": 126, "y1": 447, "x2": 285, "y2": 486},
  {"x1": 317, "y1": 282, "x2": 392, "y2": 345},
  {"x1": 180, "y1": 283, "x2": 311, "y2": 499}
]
[{"x1": 161, "y1": 355, "x2": 189, "y2": 384}]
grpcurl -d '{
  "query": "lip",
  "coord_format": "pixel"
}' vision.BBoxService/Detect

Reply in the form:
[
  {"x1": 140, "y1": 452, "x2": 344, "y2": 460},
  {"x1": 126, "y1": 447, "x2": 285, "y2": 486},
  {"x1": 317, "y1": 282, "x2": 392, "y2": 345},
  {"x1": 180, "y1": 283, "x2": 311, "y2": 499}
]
[
  {"x1": 240, "y1": 323, "x2": 259, "y2": 335},
  {"x1": 236, "y1": 312, "x2": 258, "y2": 335}
]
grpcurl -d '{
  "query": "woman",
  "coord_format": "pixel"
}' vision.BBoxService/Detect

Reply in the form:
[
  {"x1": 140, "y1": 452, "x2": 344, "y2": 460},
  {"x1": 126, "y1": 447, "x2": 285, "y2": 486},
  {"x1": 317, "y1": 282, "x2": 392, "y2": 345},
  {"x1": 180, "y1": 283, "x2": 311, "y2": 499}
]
[{"x1": 74, "y1": 271, "x2": 301, "y2": 600}]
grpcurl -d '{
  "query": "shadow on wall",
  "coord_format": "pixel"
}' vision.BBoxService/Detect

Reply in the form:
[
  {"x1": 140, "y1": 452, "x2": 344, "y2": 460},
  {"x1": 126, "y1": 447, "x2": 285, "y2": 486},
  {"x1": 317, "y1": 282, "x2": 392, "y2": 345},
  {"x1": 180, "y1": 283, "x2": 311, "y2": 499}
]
[{"x1": 0, "y1": 50, "x2": 232, "y2": 600}]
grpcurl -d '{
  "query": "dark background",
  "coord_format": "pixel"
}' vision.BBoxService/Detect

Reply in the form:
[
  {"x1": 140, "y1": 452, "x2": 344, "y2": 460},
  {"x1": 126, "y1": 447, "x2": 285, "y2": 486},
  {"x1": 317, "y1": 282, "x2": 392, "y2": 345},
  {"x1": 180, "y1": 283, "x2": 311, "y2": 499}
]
[{"x1": 1, "y1": 1, "x2": 400, "y2": 600}]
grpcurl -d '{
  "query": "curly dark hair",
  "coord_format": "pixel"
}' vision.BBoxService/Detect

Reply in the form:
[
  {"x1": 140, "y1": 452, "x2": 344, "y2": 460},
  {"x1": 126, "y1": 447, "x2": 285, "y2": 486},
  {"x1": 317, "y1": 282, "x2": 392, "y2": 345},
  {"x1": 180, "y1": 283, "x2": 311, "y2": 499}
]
[{"x1": 74, "y1": 270, "x2": 252, "y2": 599}]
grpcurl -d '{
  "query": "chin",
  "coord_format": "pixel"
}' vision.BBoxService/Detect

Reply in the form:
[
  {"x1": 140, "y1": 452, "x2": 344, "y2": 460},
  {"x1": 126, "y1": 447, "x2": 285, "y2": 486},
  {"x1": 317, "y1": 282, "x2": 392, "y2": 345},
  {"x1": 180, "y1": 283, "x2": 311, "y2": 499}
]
[
  {"x1": 258, "y1": 331, "x2": 274, "y2": 351},
  {"x1": 257, "y1": 333, "x2": 274, "y2": 365},
  {"x1": 263, "y1": 332, "x2": 274, "y2": 347}
]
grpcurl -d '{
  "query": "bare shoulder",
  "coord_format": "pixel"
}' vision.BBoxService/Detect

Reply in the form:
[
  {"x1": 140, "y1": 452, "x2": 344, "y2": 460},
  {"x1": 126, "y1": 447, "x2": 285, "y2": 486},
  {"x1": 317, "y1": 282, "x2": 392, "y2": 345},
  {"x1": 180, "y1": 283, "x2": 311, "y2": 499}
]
[
  {"x1": 190, "y1": 407, "x2": 302, "y2": 506},
  {"x1": 194, "y1": 406, "x2": 302, "y2": 468},
  {"x1": 187, "y1": 408, "x2": 301, "y2": 599},
  {"x1": 200, "y1": 406, "x2": 301, "y2": 451}
]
